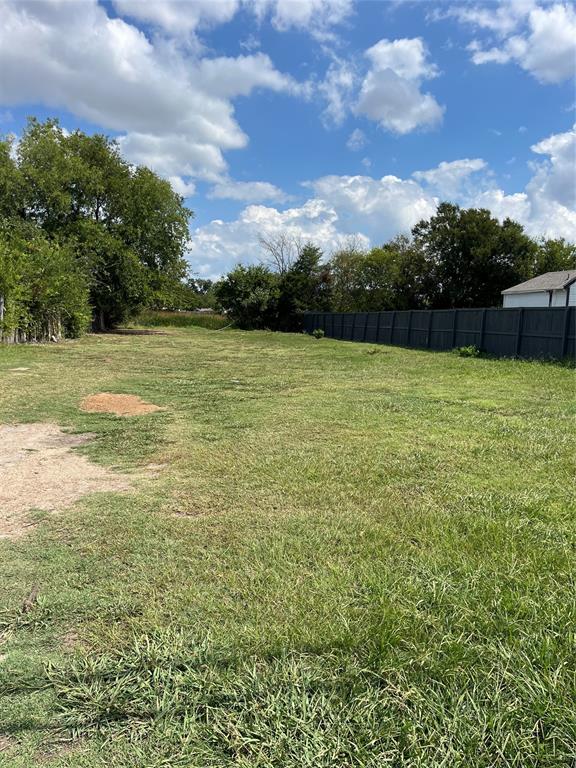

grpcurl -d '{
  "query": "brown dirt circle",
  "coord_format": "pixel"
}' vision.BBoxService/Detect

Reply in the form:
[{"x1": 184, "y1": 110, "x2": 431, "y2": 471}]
[{"x1": 80, "y1": 393, "x2": 163, "y2": 417}]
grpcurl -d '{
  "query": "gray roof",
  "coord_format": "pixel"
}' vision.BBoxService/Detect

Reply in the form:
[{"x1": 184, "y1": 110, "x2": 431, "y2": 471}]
[{"x1": 501, "y1": 270, "x2": 576, "y2": 294}]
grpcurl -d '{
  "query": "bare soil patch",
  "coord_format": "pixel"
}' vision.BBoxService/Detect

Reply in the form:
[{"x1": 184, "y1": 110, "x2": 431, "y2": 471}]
[
  {"x1": 80, "y1": 393, "x2": 162, "y2": 416},
  {"x1": 0, "y1": 423, "x2": 131, "y2": 540}
]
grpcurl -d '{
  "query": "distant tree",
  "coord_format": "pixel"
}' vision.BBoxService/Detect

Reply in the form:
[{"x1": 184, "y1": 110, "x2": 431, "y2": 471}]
[
  {"x1": 258, "y1": 232, "x2": 302, "y2": 275},
  {"x1": 534, "y1": 238, "x2": 576, "y2": 273},
  {"x1": 277, "y1": 243, "x2": 332, "y2": 330},
  {"x1": 329, "y1": 238, "x2": 367, "y2": 312},
  {"x1": 412, "y1": 203, "x2": 536, "y2": 308},
  {"x1": 215, "y1": 265, "x2": 280, "y2": 329}
]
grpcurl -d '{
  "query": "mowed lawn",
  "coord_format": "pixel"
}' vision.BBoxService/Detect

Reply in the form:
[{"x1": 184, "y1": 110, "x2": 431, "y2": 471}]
[{"x1": 0, "y1": 327, "x2": 574, "y2": 767}]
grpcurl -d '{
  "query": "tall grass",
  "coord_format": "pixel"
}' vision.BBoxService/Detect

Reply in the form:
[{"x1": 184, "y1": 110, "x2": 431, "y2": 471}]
[{"x1": 135, "y1": 309, "x2": 230, "y2": 330}]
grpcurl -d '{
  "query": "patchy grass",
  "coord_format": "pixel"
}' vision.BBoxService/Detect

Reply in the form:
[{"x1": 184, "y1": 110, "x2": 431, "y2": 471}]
[
  {"x1": 0, "y1": 327, "x2": 574, "y2": 767},
  {"x1": 134, "y1": 309, "x2": 229, "y2": 330}
]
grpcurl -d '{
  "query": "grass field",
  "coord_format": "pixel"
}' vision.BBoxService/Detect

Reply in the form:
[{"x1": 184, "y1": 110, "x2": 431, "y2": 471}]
[{"x1": 0, "y1": 326, "x2": 574, "y2": 767}]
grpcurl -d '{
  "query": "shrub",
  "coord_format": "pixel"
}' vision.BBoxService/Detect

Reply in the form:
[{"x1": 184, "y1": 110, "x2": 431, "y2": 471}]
[
  {"x1": 312, "y1": 328, "x2": 325, "y2": 339},
  {"x1": 454, "y1": 344, "x2": 481, "y2": 358}
]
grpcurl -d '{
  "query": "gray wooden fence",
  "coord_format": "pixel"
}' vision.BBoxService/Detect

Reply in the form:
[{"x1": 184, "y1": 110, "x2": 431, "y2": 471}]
[{"x1": 304, "y1": 306, "x2": 575, "y2": 360}]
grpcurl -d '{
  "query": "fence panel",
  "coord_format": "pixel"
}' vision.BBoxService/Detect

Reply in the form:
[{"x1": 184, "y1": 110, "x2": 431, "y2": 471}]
[{"x1": 304, "y1": 306, "x2": 574, "y2": 360}]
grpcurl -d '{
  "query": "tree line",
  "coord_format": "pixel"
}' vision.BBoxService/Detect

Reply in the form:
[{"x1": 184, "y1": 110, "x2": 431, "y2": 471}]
[
  {"x1": 0, "y1": 118, "x2": 193, "y2": 339},
  {"x1": 214, "y1": 204, "x2": 576, "y2": 330},
  {"x1": 2, "y1": 118, "x2": 574, "y2": 340}
]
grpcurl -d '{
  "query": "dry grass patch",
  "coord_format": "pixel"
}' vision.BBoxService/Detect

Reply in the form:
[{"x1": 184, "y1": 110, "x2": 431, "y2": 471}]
[
  {"x1": 80, "y1": 393, "x2": 162, "y2": 416},
  {"x1": 0, "y1": 423, "x2": 131, "y2": 539}
]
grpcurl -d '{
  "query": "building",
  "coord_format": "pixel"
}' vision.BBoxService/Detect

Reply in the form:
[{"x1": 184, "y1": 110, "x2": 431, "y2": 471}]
[{"x1": 502, "y1": 271, "x2": 576, "y2": 308}]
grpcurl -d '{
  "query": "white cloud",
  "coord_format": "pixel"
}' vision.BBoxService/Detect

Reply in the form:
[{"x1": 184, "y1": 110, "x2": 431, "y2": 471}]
[
  {"x1": 0, "y1": 0, "x2": 302, "y2": 190},
  {"x1": 356, "y1": 38, "x2": 444, "y2": 134},
  {"x1": 436, "y1": 0, "x2": 536, "y2": 36},
  {"x1": 364, "y1": 37, "x2": 439, "y2": 80},
  {"x1": 306, "y1": 174, "x2": 438, "y2": 240},
  {"x1": 528, "y1": 126, "x2": 576, "y2": 210},
  {"x1": 113, "y1": 0, "x2": 240, "y2": 36},
  {"x1": 168, "y1": 176, "x2": 197, "y2": 197},
  {"x1": 346, "y1": 128, "x2": 367, "y2": 151},
  {"x1": 413, "y1": 158, "x2": 488, "y2": 198},
  {"x1": 450, "y1": 2, "x2": 576, "y2": 84},
  {"x1": 249, "y1": 0, "x2": 354, "y2": 39},
  {"x1": 319, "y1": 59, "x2": 357, "y2": 126},
  {"x1": 208, "y1": 179, "x2": 289, "y2": 203}
]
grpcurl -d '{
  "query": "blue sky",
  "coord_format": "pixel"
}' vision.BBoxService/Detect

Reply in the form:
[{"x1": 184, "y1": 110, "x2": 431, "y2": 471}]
[{"x1": 0, "y1": 0, "x2": 574, "y2": 277}]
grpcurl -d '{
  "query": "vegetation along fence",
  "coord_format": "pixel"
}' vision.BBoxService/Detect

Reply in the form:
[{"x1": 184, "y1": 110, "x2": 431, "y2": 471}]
[{"x1": 304, "y1": 307, "x2": 575, "y2": 360}]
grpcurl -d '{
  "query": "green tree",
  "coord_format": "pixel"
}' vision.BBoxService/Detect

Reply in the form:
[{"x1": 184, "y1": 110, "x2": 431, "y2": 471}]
[
  {"x1": 0, "y1": 220, "x2": 90, "y2": 340},
  {"x1": 534, "y1": 238, "x2": 576, "y2": 273},
  {"x1": 215, "y1": 265, "x2": 279, "y2": 329},
  {"x1": 4, "y1": 117, "x2": 192, "y2": 329},
  {"x1": 277, "y1": 243, "x2": 331, "y2": 330},
  {"x1": 412, "y1": 203, "x2": 536, "y2": 308}
]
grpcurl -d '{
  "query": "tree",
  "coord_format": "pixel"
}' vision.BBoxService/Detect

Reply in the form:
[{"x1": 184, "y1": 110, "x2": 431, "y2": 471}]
[
  {"x1": 534, "y1": 238, "x2": 576, "y2": 273},
  {"x1": 258, "y1": 232, "x2": 302, "y2": 275},
  {"x1": 412, "y1": 203, "x2": 536, "y2": 308},
  {"x1": 215, "y1": 265, "x2": 280, "y2": 329},
  {"x1": 3, "y1": 117, "x2": 193, "y2": 329},
  {"x1": 0, "y1": 220, "x2": 90, "y2": 340},
  {"x1": 277, "y1": 243, "x2": 332, "y2": 330}
]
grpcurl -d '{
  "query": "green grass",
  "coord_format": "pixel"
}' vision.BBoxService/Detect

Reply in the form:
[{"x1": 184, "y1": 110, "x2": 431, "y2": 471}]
[
  {"x1": 134, "y1": 309, "x2": 229, "y2": 329},
  {"x1": 0, "y1": 327, "x2": 574, "y2": 767}
]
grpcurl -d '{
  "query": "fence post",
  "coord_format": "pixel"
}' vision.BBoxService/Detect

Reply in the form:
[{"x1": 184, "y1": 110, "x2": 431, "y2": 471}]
[
  {"x1": 363, "y1": 312, "x2": 369, "y2": 342},
  {"x1": 479, "y1": 308, "x2": 487, "y2": 351},
  {"x1": 350, "y1": 312, "x2": 356, "y2": 341},
  {"x1": 515, "y1": 308, "x2": 524, "y2": 357},
  {"x1": 451, "y1": 309, "x2": 458, "y2": 348},
  {"x1": 375, "y1": 311, "x2": 382, "y2": 344},
  {"x1": 562, "y1": 306, "x2": 572, "y2": 358},
  {"x1": 426, "y1": 310, "x2": 433, "y2": 348},
  {"x1": 390, "y1": 311, "x2": 397, "y2": 344},
  {"x1": 407, "y1": 310, "x2": 413, "y2": 347}
]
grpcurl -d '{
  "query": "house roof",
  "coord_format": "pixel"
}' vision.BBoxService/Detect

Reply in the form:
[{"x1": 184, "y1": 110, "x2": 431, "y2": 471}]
[{"x1": 501, "y1": 270, "x2": 576, "y2": 294}]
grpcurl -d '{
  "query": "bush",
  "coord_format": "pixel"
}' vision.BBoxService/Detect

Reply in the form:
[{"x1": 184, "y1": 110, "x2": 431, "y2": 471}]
[
  {"x1": 454, "y1": 344, "x2": 481, "y2": 358},
  {"x1": 312, "y1": 328, "x2": 325, "y2": 339},
  {"x1": 214, "y1": 265, "x2": 279, "y2": 329}
]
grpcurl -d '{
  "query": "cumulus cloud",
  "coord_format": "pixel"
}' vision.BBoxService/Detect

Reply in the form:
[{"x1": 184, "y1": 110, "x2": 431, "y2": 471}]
[
  {"x1": 0, "y1": 0, "x2": 302, "y2": 189},
  {"x1": 355, "y1": 38, "x2": 444, "y2": 134},
  {"x1": 446, "y1": 2, "x2": 576, "y2": 84},
  {"x1": 413, "y1": 158, "x2": 488, "y2": 198}
]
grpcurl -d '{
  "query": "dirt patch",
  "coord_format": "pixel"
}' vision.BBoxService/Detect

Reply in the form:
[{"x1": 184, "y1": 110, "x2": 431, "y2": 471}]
[
  {"x1": 0, "y1": 423, "x2": 131, "y2": 540},
  {"x1": 80, "y1": 393, "x2": 163, "y2": 416}
]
